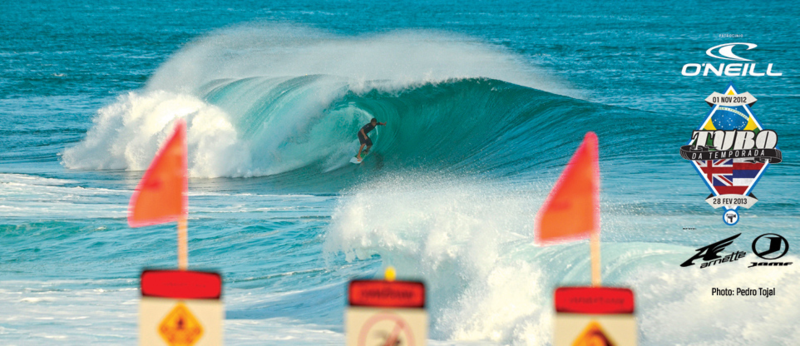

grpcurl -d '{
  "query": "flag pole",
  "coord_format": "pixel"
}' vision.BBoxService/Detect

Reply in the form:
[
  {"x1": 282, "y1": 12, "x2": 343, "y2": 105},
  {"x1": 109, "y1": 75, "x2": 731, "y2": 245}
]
[
  {"x1": 178, "y1": 216, "x2": 188, "y2": 270},
  {"x1": 590, "y1": 230, "x2": 601, "y2": 286}
]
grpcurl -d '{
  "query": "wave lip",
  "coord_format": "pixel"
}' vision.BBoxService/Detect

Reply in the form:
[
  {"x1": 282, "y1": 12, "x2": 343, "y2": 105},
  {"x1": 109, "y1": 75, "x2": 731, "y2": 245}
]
[{"x1": 144, "y1": 25, "x2": 564, "y2": 95}]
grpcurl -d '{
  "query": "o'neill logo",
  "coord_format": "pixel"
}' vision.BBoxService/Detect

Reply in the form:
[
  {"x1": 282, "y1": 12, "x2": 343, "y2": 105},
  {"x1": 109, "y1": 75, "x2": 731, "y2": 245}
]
[
  {"x1": 679, "y1": 84, "x2": 782, "y2": 225},
  {"x1": 682, "y1": 43, "x2": 782, "y2": 77},
  {"x1": 706, "y1": 43, "x2": 756, "y2": 61}
]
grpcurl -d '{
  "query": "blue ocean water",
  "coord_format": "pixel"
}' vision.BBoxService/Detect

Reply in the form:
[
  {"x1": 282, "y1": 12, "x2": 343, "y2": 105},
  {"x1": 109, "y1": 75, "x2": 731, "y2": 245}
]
[{"x1": 1, "y1": 1, "x2": 799, "y2": 345}]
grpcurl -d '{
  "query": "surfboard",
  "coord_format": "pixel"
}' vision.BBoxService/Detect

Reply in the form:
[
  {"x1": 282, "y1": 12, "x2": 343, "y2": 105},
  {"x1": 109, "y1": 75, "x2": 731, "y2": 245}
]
[{"x1": 350, "y1": 151, "x2": 369, "y2": 164}]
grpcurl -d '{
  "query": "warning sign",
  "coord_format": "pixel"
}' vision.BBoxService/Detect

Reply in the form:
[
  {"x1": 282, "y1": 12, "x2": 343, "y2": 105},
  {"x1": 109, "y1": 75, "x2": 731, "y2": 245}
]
[
  {"x1": 348, "y1": 308, "x2": 426, "y2": 346},
  {"x1": 572, "y1": 321, "x2": 615, "y2": 346},
  {"x1": 158, "y1": 303, "x2": 204, "y2": 346},
  {"x1": 139, "y1": 270, "x2": 223, "y2": 346},
  {"x1": 553, "y1": 287, "x2": 637, "y2": 346},
  {"x1": 346, "y1": 279, "x2": 428, "y2": 346}
]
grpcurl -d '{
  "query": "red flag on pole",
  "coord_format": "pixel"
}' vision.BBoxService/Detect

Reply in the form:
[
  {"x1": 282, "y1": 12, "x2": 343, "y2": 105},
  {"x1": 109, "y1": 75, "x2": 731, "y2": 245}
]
[
  {"x1": 128, "y1": 120, "x2": 188, "y2": 228},
  {"x1": 534, "y1": 132, "x2": 599, "y2": 245}
]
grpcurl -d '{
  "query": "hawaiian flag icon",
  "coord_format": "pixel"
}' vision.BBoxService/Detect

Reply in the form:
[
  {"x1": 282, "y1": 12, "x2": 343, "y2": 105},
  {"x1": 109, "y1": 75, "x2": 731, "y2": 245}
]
[{"x1": 698, "y1": 159, "x2": 764, "y2": 196}]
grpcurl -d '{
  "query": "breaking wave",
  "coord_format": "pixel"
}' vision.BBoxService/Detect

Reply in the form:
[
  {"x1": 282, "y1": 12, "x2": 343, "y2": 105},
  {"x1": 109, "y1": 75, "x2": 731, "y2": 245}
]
[{"x1": 62, "y1": 25, "x2": 656, "y2": 180}]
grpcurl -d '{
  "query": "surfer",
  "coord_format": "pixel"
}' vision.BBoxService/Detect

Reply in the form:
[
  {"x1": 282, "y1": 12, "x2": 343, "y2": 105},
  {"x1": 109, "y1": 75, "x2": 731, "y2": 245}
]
[{"x1": 357, "y1": 118, "x2": 386, "y2": 160}]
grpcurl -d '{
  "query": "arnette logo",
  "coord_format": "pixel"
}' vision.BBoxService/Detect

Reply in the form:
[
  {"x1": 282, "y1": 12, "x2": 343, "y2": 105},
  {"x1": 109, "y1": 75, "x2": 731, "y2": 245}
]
[
  {"x1": 682, "y1": 43, "x2": 782, "y2": 77},
  {"x1": 681, "y1": 233, "x2": 746, "y2": 268}
]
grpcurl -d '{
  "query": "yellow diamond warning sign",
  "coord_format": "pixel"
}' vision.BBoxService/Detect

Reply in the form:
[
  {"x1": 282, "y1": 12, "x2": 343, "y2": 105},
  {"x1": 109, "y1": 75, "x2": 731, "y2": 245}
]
[
  {"x1": 139, "y1": 270, "x2": 223, "y2": 346},
  {"x1": 158, "y1": 303, "x2": 204, "y2": 346},
  {"x1": 572, "y1": 321, "x2": 615, "y2": 346}
]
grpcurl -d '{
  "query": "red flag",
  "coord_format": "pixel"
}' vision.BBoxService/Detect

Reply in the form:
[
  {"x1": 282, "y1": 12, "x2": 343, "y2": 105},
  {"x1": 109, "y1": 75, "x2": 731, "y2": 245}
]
[
  {"x1": 534, "y1": 132, "x2": 599, "y2": 245},
  {"x1": 128, "y1": 120, "x2": 188, "y2": 227}
]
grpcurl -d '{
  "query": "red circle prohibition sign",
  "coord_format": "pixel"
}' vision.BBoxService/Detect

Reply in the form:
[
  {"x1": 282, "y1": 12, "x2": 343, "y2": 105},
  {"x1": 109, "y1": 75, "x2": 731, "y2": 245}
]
[{"x1": 358, "y1": 312, "x2": 416, "y2": 346}]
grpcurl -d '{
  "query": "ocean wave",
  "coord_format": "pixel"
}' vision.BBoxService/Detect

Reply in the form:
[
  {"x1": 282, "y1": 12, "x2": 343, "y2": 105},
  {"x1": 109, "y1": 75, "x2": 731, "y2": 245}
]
[
  {"x1": 63, "y1": 26, "x2": 623, "y2": 180},
  {"x1": 62, "y1": 74, "x2": 624, "y2": 180}
]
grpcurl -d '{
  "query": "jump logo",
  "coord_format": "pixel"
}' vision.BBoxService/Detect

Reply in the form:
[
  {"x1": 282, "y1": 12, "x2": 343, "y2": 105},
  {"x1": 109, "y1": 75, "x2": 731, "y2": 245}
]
[
  {"x1": 682, "y1": 43, "x2": 782, "y2": 77},
  {"x1": 679, "y1": 84, "x2": 782, "y2": 225}
]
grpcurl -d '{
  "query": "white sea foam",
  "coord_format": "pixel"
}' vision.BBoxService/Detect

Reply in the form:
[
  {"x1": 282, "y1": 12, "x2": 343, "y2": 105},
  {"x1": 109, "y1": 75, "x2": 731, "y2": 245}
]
[
  {"x1": 324, "y1": 175, "x2": 551, "y2": 343},
  {"x1": 0, "y1": 280, "x2": 346, "y2": 345},
  {"x1": 324, "y1": 174, "x2": 800, "y2": 345},
  {"x1": 61, "y1": 91, "x2": 251, "y2": 177},
  {"x1": 632, "y1": 262, "x2": 800, "y2": 345},
  {"x1": 0, "y1": 174, "x2": 128, "y2": 218}
]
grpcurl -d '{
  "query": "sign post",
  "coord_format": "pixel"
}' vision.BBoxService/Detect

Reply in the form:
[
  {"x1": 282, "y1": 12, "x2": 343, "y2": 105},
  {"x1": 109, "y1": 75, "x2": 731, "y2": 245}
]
[
  {"x1": 346, "y1": 268, "x2": 428, "y2": 346},
  {"x1": 139, "y1": 270, "x2": 223, "y2": 346},
  {"x1": 533, "y1": 133, "x2": 638, "y2": 345},
  {"x1": 128, "y1": 121, "x2": 224, "y2": 346}
]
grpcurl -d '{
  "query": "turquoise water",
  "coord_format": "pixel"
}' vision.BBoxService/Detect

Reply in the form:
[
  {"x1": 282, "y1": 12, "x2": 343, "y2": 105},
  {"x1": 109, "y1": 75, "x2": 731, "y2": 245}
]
[{"x1": 2, "y1": 1, "x2": 799, "y2": 345}]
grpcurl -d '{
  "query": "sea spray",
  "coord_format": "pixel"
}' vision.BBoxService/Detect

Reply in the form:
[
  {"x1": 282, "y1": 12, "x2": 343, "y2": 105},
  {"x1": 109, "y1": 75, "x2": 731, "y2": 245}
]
[
  {"x1": 144, "y1": 25, "x2": 565, "y2": 95},
  {"x1": 61, "y1": 91, "x2": 250, "y2": 177},
  {"x1": 324, "y1": 174, "x2": 800, "y2": 344},
  {"x1": 323, "y1": 174, "x2": 550, "y2": 343}
]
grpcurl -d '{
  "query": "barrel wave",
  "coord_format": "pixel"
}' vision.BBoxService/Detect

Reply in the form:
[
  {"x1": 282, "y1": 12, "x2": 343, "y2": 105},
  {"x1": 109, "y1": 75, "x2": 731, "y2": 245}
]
[
  {"x1": 63, "y1": 25, "x2": 623, "y2": 181},
  {"x1": 198, "y1": 75, "x2": 622, "y2": 176},
  {"x1": 64, "y1": 72, "x2": 644, "y2": 182}
]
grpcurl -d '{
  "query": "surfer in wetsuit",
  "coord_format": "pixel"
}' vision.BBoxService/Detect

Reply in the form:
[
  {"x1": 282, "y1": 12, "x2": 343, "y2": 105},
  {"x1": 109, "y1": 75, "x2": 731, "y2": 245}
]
[{"x1": 357, "y1": 118, "x2": 386, "y2": 160}]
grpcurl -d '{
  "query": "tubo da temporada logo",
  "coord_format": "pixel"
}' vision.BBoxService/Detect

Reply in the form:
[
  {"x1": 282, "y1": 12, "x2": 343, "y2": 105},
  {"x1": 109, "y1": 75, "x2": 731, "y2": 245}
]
[
  {"x1": 679, "y1": 83, "x2": 782, "y2": 225},
  {"x1": 682, "y1": 43, "x2": 782, "y2": 77}
]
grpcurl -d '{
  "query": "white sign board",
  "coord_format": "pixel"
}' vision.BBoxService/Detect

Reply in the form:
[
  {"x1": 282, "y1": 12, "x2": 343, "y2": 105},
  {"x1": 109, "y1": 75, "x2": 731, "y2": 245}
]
[
  {"x1": 139, "y1": 270, "x2": 223, "y2": 346},
  {"x1": 553, "y1": 287, "x2": 637, "y2": 346},
  {"x1": 346, "y1": 279, "x2": 427, "y2": 346}
]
